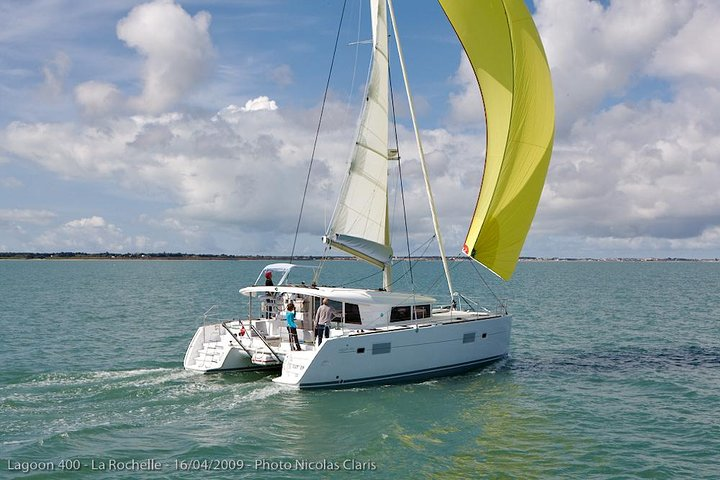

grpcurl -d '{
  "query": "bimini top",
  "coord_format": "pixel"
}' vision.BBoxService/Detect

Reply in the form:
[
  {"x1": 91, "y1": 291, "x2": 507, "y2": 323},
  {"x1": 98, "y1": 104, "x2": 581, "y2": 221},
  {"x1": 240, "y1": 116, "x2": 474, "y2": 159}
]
[
  {"x1": 253, "y1": 263, "x2": 318, "y2": 287},
  {"x1": 240, "y1": 285, "x2": 435, "y2": 307}
]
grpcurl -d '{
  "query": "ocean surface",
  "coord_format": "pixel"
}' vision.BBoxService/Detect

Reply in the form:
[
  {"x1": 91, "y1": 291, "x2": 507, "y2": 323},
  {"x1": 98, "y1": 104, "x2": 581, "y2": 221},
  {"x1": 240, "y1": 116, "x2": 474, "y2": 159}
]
[{"x1": 1, "y1": 259, "x2": 718, "y2": 479}]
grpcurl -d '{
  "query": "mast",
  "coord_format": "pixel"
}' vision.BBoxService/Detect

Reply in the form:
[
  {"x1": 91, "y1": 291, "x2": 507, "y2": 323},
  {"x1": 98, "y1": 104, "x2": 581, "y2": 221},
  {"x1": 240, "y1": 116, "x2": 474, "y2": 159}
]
[
  {"x1": 383, "y1": 194, "x2": 392, "y2": 290},
  {"x1": 386, "y1": 0, "x2": 454, "y2": 302}
]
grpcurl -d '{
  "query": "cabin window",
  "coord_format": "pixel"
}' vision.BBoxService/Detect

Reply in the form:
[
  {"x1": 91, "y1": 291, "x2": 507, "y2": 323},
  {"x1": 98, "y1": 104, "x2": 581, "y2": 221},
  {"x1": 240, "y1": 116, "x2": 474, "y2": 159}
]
[
  {"x1": 344, "y1": 303, "x2": 362, "y2": 324},
  {"x1": 327, "y1": 300, "x2": 343, "y2": 321},
  {"x1": 314, "y1": 299, "x2": 361, "y2": 324},
  {"x1": 414, "y1": 304, "x2": 431, "y2": 319},
  {"x1": 390, "y1": 305, "x2": 431, "y2": 322},
  {"x1": 390, "y1": 306, "x2": 410, "y2": 322}
]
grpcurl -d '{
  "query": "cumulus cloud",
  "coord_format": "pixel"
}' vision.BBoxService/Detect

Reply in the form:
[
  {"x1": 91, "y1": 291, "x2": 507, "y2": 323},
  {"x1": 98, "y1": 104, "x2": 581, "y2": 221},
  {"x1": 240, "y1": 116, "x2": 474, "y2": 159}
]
[
  {"x1": 2, "y1": 119, "x2": 137, "y2": 178},
  {"x1": 2, "y1": 97, "x2": 348, "y2": 244},
  {"x1": 534, "y1": 0, "x2": 694, "y2": 134},
  {"x1": 116, "y1": 0, "x2": 214, "y2": 113},
  {"x1": 531, "y1": 0, "x2": 720, "y2": 256},
  {"x1": 74, "y1": 81, "x2": 123, "y2": 116},
  {"x1": 239, "y1": 96, "x2": 278, "y2": 112},
  {"x1": 541, "y1": 87, "x2": 720, "y2": 238},
  {"x1": 34, "y1": 215, "x2": 130, "y2": 252},
  {"x1": 649, "y1": 1, "x2": 720, "y2": 81}
]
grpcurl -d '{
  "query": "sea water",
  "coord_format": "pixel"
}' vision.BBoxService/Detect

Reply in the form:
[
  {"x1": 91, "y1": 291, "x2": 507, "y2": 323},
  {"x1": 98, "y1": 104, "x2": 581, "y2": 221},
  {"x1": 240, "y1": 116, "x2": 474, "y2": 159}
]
[{"x1": 1, "y1": 259, "x2": 718, "y2": 479}]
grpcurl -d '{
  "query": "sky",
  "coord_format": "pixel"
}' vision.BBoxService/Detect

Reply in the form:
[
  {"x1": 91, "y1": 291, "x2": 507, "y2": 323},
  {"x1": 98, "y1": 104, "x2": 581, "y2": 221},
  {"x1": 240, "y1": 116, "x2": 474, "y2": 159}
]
[{"x1": 1, "y1": 0, "x2": 719, "y2": 260}]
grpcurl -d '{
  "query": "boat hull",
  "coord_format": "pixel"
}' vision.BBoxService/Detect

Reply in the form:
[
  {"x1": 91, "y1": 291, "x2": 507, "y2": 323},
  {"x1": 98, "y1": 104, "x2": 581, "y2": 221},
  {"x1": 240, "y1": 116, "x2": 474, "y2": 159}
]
[
  {"x1": 274, "y1": 314, "x2": 511, "y2": 389},
  {"x1": 183, "y1": 322, "x2": 283, "y2": 373}
]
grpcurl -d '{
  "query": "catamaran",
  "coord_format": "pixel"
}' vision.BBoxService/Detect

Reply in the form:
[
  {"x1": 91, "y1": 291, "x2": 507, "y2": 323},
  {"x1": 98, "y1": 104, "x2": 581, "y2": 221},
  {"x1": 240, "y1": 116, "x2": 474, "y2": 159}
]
[{"x1": 183, "y1": 0, "x2": 554, "y2": 388}]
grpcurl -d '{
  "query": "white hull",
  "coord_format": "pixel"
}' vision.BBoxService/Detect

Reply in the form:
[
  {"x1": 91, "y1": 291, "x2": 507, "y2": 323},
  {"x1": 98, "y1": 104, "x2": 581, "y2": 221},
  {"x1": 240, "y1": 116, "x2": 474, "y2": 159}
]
[
  {"x1": 184, "y1": 272, "x2": 512, "y2": 388},
  {"x1": 183, "y1": 320, "x2": 294, "y2": 373},
  {"x1": 274, "y1": 312, "x2": 511, "y2": 389}
]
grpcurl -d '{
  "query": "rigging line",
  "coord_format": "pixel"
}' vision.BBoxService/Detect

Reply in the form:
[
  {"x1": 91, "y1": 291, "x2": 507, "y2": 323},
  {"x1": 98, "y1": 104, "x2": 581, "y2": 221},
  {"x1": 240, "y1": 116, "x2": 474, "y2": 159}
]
[
  {"x1": 338, "y1": 268, "x2": 383, "y2": 288},
  {"x1": 388, "y1": 59, "x2": 414, "y2": 287},
  {"x1": 289, "y1": 0, "x2": 348, "y2": 264},
  {"x1": 467, "y1": 254, "x2": 503, "y2": 305},
  {"x1": 427, "y1": 257, "x2": 464, "y2": 293},
  {"x1": 345, "y1": 0, "x2": 363, "y2": 116},
  {"x1": 338, "y1": 235, "x2": 434, "y2": 289},
  {"x1": 386, "y1": 235, "x2": 437, "y2": 289},
  {"x1": 386, "y1": 234, "x2": 435, "y2": 288},
  {"x1": 313, "y1": 243, "x2": 331, "y2": 286}
]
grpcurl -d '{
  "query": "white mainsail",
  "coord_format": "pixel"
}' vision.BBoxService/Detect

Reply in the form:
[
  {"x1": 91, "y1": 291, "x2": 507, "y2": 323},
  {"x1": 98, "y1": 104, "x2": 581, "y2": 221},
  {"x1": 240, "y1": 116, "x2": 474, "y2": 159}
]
[{"x1": 323, "y1": 0, "x2": 391, "y2": 270}]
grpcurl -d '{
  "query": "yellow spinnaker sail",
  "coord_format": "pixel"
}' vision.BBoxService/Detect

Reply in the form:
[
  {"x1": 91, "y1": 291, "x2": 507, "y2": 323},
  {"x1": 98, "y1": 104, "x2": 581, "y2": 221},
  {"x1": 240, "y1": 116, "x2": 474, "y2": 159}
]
[{"x1": 439, "y1": 0, "x2": 555, "y2": 280}]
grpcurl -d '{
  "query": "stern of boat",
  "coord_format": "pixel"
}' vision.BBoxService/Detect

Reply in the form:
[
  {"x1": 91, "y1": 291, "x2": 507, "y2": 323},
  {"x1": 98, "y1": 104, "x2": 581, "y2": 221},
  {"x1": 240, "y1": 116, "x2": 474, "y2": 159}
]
[{"x1": 183, "y1": 321, "x2": 256, "y2": 373}]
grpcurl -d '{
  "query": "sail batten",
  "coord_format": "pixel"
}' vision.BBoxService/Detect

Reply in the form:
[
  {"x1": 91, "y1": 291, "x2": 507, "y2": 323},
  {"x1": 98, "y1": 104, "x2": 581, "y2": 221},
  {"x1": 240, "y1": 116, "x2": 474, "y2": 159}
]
[{"x1": 439, "y1": 0, "x2": 555, "y2": 281}]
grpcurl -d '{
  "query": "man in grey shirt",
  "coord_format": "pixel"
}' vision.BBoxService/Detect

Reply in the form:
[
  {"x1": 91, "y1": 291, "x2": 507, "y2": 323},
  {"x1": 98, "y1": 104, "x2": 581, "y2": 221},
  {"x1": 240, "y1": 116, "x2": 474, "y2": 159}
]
[{"x1": 314, "y1": 298, "x2": 334, "y2": 346}]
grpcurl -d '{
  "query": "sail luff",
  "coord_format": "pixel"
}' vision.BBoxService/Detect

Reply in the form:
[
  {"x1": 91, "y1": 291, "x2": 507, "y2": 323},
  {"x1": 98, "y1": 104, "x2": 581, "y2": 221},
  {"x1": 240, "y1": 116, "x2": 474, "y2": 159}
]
[{"x1": 439, "y1": 0, "x2": 555, "y2": 281}]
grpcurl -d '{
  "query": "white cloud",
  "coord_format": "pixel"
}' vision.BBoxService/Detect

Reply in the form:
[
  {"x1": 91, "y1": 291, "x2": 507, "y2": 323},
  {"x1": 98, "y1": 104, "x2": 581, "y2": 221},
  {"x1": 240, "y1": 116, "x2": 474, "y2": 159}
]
[
  {"x1": 74, "y1": 81, "x2": 123, "y2": 116},
  {"x1": 240, "y1": 96, "x2": 278, "y2": 112},
  {"x1": 649, "y1": 1, "x2": 720, "y2": 81},
  {"x1": 446, "y1": 52, "x2": 485, "y2": 128},
  {"x1": 2, "y1": 119, "x2": 137, "y2": 178},
  {"x1": 116, "y1": 0, "x2": 214, "y2": 113},
  {"x1": 535, "y1": 0, "x2": 694, "y2": 133},
  {"x1": 1, "y1": 99, "x2": 346, "y2": 243},
  {"x1": 527, "y1": 0, "x2": 720, "y2": 257},
  {"x1": 34, "y1": 215, "x2": 131, "y2": 252},
  {"x1": 0, "y1": 209, "x2": 56, "y2": 225},
  {"x1": 65, "y1": 216, "x2": 107, "y2": 228}
]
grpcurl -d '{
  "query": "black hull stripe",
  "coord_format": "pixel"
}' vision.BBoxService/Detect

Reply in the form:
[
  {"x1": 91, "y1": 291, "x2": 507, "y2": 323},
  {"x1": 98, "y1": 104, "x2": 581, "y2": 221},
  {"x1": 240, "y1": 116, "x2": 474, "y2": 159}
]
[
  {"x1": 201, "y1": 365, "x2": 281, "y2": 374},
  {"x1": 298, "y1": 354, "x2": 506, "y2": 389}
]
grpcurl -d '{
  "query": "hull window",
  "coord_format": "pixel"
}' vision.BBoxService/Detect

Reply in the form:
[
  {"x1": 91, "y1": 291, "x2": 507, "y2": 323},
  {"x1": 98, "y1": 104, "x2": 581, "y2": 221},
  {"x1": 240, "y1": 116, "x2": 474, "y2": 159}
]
[
  {"x1": 372, "y1": 343, "x2": 391, "y2": 355},
  {"x1": 463, "y1": 332, "x2": 476, "y2": 344}
]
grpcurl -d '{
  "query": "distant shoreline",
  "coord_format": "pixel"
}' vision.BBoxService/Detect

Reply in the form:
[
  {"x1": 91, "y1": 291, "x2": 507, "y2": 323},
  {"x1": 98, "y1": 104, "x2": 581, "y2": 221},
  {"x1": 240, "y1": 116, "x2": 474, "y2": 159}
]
[{"x1": 0, "y1": 252, "x2": 717, "y2": 262}]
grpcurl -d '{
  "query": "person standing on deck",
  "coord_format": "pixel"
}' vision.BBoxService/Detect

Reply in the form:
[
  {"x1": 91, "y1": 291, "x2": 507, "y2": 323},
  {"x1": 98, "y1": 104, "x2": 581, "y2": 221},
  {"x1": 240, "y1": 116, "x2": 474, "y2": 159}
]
[
  {"x1": 262, "y1": 271, "x2": 275, "y2": 319},
  {"x1": 314, "y1": 298, "x2": 334, "y2": 346},
  {"x1": 285, "y1": 302, "x2": 302, "y2": 351}
]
